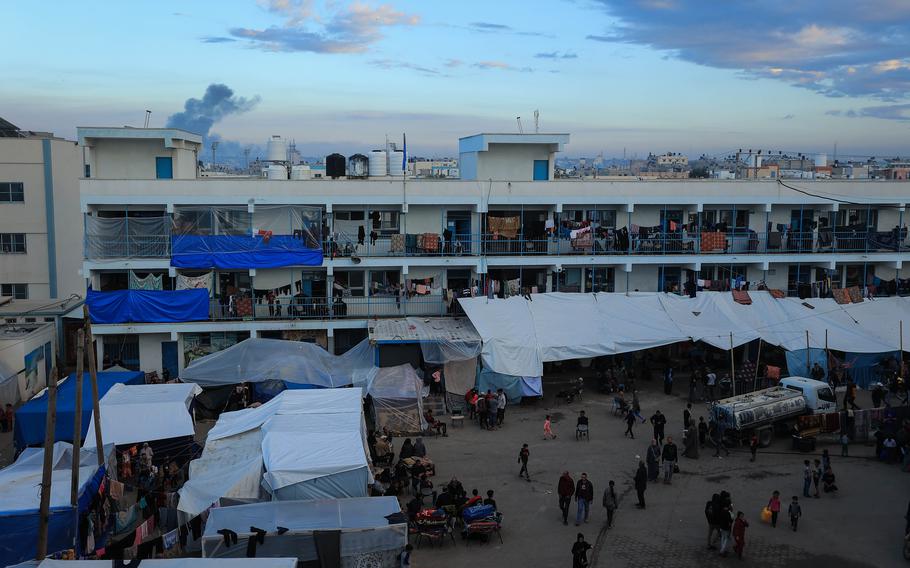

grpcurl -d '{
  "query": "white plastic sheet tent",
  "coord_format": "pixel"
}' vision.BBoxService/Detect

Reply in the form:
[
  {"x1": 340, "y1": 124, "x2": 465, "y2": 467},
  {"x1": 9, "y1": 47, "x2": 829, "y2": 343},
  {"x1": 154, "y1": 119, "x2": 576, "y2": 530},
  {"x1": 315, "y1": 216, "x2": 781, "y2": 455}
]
[
  {"x1": 180, "y1": 337, "x2": 377, "y2": 389},
  {"x1": 367, "y1": 364, "x2": 427, "y2": 433},
  {"x1": 83, "y1": 382, "x2": 201, "y2": 450},
  {"x1": 201, "y1": 497, "x2": 406, "y2": 562},
  {"x1": 459, "y1": 292, "x2": 910, "y2": 377},
  {"x1": 178, "y1": 389, "x2": 372, "y2": 515}
]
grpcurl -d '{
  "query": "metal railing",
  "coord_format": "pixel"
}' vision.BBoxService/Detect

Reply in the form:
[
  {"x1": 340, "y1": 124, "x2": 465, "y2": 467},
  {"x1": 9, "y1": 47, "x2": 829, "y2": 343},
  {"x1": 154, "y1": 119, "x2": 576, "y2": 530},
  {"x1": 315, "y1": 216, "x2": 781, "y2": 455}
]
[
  {"x1": 208, "y1": 295, "x2": 450, "y2": 321},
  {"x1": 84, "y1": 234, "x2": 171, "y2": 259}
]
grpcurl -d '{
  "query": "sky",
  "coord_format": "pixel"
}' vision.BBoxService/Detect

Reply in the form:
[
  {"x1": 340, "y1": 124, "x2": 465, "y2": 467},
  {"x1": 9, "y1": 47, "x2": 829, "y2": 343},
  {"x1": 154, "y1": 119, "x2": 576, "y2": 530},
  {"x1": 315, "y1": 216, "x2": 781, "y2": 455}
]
[{"x1": 3, "y1": 0, "x2": 910, "y2": 160}]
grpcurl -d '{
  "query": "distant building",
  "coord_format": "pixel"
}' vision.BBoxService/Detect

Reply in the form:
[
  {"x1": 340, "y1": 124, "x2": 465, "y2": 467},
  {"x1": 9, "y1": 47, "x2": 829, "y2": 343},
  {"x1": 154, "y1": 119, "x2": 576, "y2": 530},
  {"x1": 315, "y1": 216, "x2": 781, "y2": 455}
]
[
  {"x1": 653, "y1": 153, "x2": 689, "y2": 168},
  {"x1": 409, "y1": 158, "x2": 459, "y2": 178},
  {"x1": 458, "y1": 133, "x2": 569, "y2": 181}
]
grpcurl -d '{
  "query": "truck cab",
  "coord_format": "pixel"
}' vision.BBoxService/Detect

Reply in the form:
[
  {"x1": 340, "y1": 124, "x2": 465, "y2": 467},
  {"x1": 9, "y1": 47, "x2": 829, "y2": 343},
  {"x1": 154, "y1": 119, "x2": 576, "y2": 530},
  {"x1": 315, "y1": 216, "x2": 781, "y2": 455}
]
[{"x1": 779, "y1": 377, "x2": 837, "y2": 413}]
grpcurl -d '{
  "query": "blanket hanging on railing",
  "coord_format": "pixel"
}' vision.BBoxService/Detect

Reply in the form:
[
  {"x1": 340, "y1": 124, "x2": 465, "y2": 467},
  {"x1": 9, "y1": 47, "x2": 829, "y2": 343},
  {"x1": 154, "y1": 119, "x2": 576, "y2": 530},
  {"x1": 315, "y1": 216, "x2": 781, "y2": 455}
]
[
  {"x1": 129, "y1": 271, "x2": 163, "y2": 291},
  {"x1": 176, "y1": 272, "x2": 213, "y2": 295}
]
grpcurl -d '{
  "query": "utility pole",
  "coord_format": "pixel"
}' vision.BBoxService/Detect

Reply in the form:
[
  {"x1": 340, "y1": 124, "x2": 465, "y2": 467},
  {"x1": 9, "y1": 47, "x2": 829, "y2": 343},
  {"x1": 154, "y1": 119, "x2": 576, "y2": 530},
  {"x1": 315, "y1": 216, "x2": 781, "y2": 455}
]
[
  {"x1": 36, "y1": 367, "x2": 59, "y2": 560},
  {"x1": 729, "y1": 332, "x2": 736, "y2": 397},
  {"x1": 83, "y1": 306, "x2": 105, "y2": 465},
  {"x1": 70, "y1": 330, "x2": 85, "y2": 507}
]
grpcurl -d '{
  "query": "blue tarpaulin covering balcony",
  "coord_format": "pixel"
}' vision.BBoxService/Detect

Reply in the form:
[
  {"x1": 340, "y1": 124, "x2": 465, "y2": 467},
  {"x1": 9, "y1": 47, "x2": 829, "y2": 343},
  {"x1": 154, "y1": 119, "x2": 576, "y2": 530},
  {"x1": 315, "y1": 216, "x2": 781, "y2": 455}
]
[
  {"x1": 170, "y1": 234, "x2": 324, "y2": 269},
  {"x1": 86, "y1": 288, "x2": 210, "y2": 324}
]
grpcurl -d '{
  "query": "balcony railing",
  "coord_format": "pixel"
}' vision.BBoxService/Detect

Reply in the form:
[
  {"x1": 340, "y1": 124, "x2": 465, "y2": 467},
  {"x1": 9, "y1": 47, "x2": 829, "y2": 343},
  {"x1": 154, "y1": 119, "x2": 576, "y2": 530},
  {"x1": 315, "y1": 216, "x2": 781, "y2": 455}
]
[{"x1": 208, "y1": 295, "x2": 451, "y2": 321}]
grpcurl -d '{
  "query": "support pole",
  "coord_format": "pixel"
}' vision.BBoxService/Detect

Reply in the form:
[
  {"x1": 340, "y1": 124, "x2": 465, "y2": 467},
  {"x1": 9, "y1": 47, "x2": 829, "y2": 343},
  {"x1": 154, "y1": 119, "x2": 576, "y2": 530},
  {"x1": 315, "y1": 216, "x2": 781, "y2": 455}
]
[
  {"x1": 36, "y1": 367, "x2": 59, "y2": 560},
  {"x1": 825, "y1": 329, "x2": 829, "y2": 383},
  {"x1": 70, "y1": 330, "x2": 85, "y2": 507},
  {"x1": 753, "y1": 339, "x2": 762, "y2": 392},
  {"x1": 729, "y1": 332, "x2": 736, "y2": 397},
  {"x1": 901, "y1": 321, "x2": 904, "y2": 378},
  {"x1": 806, "y1": 330, "x2": 811, "y2": 374},
  {"x1": 83, "y1": 306, "x2": 104, "y2": 465}
]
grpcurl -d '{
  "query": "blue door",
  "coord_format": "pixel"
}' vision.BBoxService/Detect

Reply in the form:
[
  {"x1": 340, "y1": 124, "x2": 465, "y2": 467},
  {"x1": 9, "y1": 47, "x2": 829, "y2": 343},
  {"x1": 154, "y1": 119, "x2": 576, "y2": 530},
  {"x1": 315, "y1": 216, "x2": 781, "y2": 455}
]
[
  {"x1": 155, "y1": 157, "x2": 174, "y2": 179},
  {"x1": 161, "y1": 341, "x2": 178, "y2": 378},
  {"x1": 533, "y1": 159, "x2": 549, "y2": 181}
]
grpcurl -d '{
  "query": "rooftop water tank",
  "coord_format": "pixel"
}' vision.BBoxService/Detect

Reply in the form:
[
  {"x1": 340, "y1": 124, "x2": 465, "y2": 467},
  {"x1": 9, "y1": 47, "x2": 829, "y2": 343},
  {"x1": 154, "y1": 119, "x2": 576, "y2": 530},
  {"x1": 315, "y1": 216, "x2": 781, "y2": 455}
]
[
  {"x1": 290, "y1": 165, "x2": 311, "y2": 180},
  {"x1": 326, "y1": 153, "x2": 346, "y2": 179},
  {"x1": 348, "y1": 154, "x2": 369, "y2": 178},
  {"x1": 369, "y1": 150, "x2": 388, "y2": 177},
  {"x1": 267, "y1": 164, "x2": 288, "y2": 180},
  {"x1": 266, "y1": 135, "x2": 287, "y2": 162},
  {"x1": 389, "y1": 150, "x2": 405, "y2": 176}
]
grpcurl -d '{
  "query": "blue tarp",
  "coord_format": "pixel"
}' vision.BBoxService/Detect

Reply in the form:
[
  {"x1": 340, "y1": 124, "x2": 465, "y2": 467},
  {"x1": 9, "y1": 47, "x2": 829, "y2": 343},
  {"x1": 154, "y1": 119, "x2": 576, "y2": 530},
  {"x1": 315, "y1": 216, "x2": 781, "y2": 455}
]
[
  {"x1": 0, "y1": 506, "x2": 75, "y2": 566},
  {"x1": 87, "y1": 288, "x2": 209, "y2": 324},
  {"x1": 171, "y1": 234, "x2": 323, "y2": 269},
  {"x1": 786, "y1": 349, "x2": 900, "y2": 389},
  {"x1": 477, "y1": 368, "x2": 524, "y2": 402},
  {"x1": 14, "y1": 371, "x2": 145, "y2": 449},
  {"x1": 784, "y1": 348, "x2": 829, "y2": 379}
]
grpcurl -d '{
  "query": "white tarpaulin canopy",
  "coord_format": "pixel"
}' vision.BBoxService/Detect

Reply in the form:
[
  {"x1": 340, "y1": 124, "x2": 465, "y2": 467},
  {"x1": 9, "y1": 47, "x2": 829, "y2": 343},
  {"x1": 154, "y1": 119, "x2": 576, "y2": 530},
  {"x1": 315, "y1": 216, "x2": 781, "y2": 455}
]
[
  {"x1": 0, "y1": 442, "x2": 109, "y2": 512},
  {"x1": 367, "y1": 364, "x2": 427, "y2": 433},
  {"x1": 459, "y1": 291, "x2": 909, "y2": 377},
  {"x1": 180, "y1": 337, "x2": 377, "y2": 388},
  {"x1": 179, "y1": 389, "x2": 371, "y2": 515},
  {"x1": 84, "y1": 382, "x2": 201, "y2": 449}
]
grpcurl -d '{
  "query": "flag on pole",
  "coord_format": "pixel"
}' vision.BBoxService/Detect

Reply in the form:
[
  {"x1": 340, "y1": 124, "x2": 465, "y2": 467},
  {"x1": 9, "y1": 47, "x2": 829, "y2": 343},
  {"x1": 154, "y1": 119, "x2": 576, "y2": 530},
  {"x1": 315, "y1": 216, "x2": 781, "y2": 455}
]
[{"x1": 402, "y1": 133, "x2": 407, "y2": 175}]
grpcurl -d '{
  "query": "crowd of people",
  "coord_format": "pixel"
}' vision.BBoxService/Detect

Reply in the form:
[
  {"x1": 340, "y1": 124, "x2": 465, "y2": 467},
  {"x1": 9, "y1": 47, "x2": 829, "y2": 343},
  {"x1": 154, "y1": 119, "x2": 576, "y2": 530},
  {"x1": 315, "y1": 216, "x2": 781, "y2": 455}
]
[{"x1": 464, "y1": 388, "x2": 509, "y2": 430}]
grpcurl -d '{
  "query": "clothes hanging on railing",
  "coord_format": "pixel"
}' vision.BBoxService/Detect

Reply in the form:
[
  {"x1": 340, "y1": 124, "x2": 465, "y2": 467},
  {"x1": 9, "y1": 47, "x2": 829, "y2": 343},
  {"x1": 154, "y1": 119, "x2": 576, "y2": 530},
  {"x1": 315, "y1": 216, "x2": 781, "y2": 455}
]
[
  {"x1": 488, "y1": 216, "x2": 520, "y2": 238},
  {"x1": 176, "y1": 272, "x2": 213, "y2": 295},
  {"x1": 129, "y1": 272, "x2": 163, "y2": 291}
]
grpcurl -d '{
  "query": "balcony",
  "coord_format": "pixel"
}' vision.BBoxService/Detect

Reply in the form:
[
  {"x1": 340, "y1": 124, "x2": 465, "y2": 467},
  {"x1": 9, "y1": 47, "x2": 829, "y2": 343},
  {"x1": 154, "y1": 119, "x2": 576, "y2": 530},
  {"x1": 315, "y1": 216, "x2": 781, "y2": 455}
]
[{"x1": 207, "y1": 295, "x2": 450, "y2": 321}]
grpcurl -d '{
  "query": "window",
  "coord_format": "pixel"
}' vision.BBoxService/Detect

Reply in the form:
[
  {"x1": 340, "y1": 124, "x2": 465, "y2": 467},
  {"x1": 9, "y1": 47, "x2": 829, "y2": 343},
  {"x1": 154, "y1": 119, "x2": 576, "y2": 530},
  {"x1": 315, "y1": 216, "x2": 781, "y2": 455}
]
[
  {"x1": 216, "y1": 208, "x2": 251, "y2": 235},
  {"x1": 0, "y1": 182, "x2": 24, "y2": 202},
  {"x1": 703, "y1": 209, "x2": 749, "y2": 229},
  {"x1": 335, "y1": 211, "x2": 365, "y2": 221},
  {"x1": 0, "y1": 233, "x2": 25, "y2": 253},
  {"x1": 1, "y1": 284, "x2": 28, "y2": 299},
  {"x1": 816, "y1": 387, "x2": 836, "y2": 403},
  {"x1": 155, "y1": 157, "x2": 173, "y2": 179},
  {"x1": 369, "y1": 269, "x2": 400, "y2": 295},
  {"x1": 370, "y1": 210, "x2": 400, "y2": 235},
  {"x1": 834, "y1": 208, "x2": 878, "y2": 230},
  {"x1": 590, "y1": 267, "x2": 615, "y2": 292},
  {"x1": 336, "y1": 271, "x2": 365, "y2": 297}
]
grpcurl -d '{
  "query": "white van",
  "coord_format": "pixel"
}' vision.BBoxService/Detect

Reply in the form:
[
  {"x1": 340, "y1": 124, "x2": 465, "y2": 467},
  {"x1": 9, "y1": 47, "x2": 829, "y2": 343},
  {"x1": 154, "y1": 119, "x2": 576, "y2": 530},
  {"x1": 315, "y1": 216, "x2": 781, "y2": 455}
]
[{"x1": 779, "y1": 376, "x2": 837, "y2": 413}]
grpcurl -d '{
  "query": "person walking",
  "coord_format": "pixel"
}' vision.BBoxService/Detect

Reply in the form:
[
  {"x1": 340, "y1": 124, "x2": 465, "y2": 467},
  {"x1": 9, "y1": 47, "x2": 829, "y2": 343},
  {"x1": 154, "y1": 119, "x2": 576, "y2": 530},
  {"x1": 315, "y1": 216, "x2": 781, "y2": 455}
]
[
  {"x1": 634, "y1": 461, "x2": 647, "y2": 509},
  {"x1": 713, "y1": 420, "x2": 730, "y2": 457},
  {"x1": 558, "y1": 471, "x2": 575, "y2": 525},
  {"x1": 650, "y1": 410, "x2": 667, "y2": 445},
  {"x1": 624, "y1": 409, "x2": 637, "y2": 438},
  {"x1": 602, "y1": 480, "x2": 618, "y2": 528},
  {"x1": 683, "y1": 403, "x2": 693, "y2": 429},
  {"x1": 767, "y1": 491, "x2": 781, "y2": 528},
  {"x1": 544, "y1": 414, "x2": 557, "y2": 439},
  {"x1": 732, "y1": 511, "x2": 749, "y2": 559},
  {"x1": 840, "y1": 432, "x2": 849, "y2": 457},
  {"x1": 802, "y1": 460, "x2": 812, "y2": 498},
  {"x1": 575, "y1": 473, "x2": 594, "y2": 526},
  {"x1": 497, "y1": 389, "x2": 507, "y2": 426},
  {"x1": 812, "y1": 459, "x2": 822, "y2": 498},
  {"x1": 572, "y1": 533, "x2": 592, "y2": 568},
  {"x1": 706, "y1": 494, "x2": 721, "y2": 550},
  {"x1": 518, "y1": 443, "x2": 530, "y2": 481},
  {"x1": 706, "y1": 370, "x2": 717, "y2": 401},
  {"x1": 788, "y1": 496, "x2": 802, "y2": 531},
  {"x1": 661, "y1": 437, "x2": 678, "y2": 484},
  {"x1": 717, "y1": 504, "x2": 733, "y2": 557},
  {"x1": 749, "y1": 434, "x2": 758, "y2": 462},
  {"x1": 487, "y1": 391, "x2": 499, "y2": 430},
  {"x1": 477, "y1": 393, "x2": 488, "y2": 430},
  {"x1": 698, "y1": 417, "x2": 708, "y2": 448},
  {"x1": 664, "y1": 367, "x2": 674, "y2": 395},
  {"x1": 646, "y1": 439, "x2": 661, "y2": 481}
]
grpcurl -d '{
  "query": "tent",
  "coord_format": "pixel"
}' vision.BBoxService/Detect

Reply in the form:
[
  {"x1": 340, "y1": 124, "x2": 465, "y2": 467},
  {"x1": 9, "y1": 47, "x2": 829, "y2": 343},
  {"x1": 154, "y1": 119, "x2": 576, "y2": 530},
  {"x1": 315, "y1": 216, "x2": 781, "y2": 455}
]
[
  {"x1": 202, "y1": 497, "x2": 406, "y2": 563},
  {"x1": 476, "y1": 369, "x2": 542, "y2": 402},
  {"x1": 178, "y1": 389, "x2": 371, "y2": 515},
  {"x1": 0, "y1": 443, "x2": 112, "y2": 567},
  {"x1": 368, "y1": 364, "x2": 427, "y2": 434},
  {"x1": 83, "y1": 382, "x2": 201, "y2": 450},
  {"x1": 14, "y1": 370, "x2": 145, "y2": 450},
  {"x1": 180, "y1": 338, "x2": 377, "y2": 389},
  {"x1": 33, "y1": 559, "x2": 297, "y2": 568},
  {"x1": 459, "y1": 292, "x2": 910, "y2": 377}
]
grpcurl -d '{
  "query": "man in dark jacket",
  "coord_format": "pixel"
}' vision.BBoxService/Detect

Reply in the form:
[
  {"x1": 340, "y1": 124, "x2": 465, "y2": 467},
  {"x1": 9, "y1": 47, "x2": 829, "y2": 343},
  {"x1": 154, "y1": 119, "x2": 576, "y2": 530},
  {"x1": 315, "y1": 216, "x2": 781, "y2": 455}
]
[
  {"x1": 662, "y1": 437, "x2": 679, "y2": 483},
  {"x1": 575, "y1": 473, "x2": 594, "y2": 526},
  {"x1": 634, "y1": 461, "x2": 647, "y2": 508},
  {"x1": 683, "y1": 403, "x2": 693, "y2": 429},
  {"x1": 557, "y1": 471, "x2": 575, "y2": 525},
  {"x1": 650, "y1": 410, "x2": 667, "y2": 445}
]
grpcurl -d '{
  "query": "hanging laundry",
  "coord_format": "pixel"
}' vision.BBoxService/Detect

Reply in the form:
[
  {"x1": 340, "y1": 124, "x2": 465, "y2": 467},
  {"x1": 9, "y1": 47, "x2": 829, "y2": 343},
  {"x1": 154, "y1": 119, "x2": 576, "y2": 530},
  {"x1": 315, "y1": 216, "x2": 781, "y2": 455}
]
[
  {"x1": 176, "y1": 272, "x2": 213, "y2": 294},
  {"x1": 488, "y1": 216, "x2": 520, "y2": 238},
  {"x1": 163, "y1": 529, "x2": 178, "y2": 551},
  {"x1": 129, "y1": 272, "x2": 163, "y2": 291}
]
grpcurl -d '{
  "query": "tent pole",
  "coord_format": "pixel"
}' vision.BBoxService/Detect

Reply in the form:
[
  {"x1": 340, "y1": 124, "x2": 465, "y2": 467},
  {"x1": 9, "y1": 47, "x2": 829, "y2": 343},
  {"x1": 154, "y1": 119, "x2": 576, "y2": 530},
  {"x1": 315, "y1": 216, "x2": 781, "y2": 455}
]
[
  {"x1": 753, "y1": 338, "x2": 762, "y2": 392},
  {"x1": 70, "y1": 330, "x2": 85, "y2": 507},
  {"x1": 36, "y1": 367, "x2": 59, "y2": 560},
  {"x1": 83, "y1": 305, "x2": 105, "y2": 465},
  {"x1": 729, "y1": 332, "x2": 736, "y2": 397},
  {"x1": 825, "y1": 329, "x2": 829, "y2": 383},
  {"x1": 901, "y1": 321, "x2": 904, "y2": 377},
  {"x1": 806, "y1": 330, "x2": 810, "y2": 374}
]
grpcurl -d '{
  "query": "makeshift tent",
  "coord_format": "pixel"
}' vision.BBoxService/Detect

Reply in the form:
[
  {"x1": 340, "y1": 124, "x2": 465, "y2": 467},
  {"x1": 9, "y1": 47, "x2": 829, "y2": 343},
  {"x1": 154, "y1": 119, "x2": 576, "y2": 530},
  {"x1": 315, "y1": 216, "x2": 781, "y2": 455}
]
[
  {"x1": 83, "y1": 382, "x2": 201, "y2": 450},
  {"x1": 35, "y1": 559, "x2": 297, "y2": 568},
  {"x1": 476, "y1": 368, "x2": 542, "y2": 402},
  {"x1": 202, "y1": 497, "x2": 406, "y2": 563},
  {"x1": 0, "y1": 443, "x2": 112, "y2": 567},
  {"x1": 14, "y1": 370, "x2": 145, "y2": 450},
  {"x1": 180, "y1": 338, "x2": 377, "y2": 389},
  {"x1": 86, "y1": 288, "x2": 209, "y2": 324},
  {"x1": 459, "y1": 292, "x2": 910, "y2": 377},
  {"x1": 368, "y1": 364, "x2": 427, "y2": 434},
  {"x1": 368, "y1": 317, "x2": 482, "y2": 365},
  {"x1": 178, "y1": 389, "x2": 371, "y2": 515}
]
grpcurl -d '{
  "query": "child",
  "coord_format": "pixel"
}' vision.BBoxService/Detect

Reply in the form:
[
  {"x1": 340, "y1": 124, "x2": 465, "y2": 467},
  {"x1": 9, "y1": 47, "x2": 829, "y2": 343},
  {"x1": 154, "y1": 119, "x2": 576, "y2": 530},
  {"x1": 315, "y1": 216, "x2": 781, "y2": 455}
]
[
  {"x1": 544, "y1": 414, "x2": 557, "y2": 439},
  {"x1": 767, "y1": 491, "x2": 781, "y2": 528},
  {"x1": 518, "y1": 443, "x2": 530, "y2": 481},
  {"x1": 749, "y1": 435, "x2": 758, "y2": 462},
  {"x1": 788, "y1": 496, "x2": 802, "y2": 531},
  {"x1": 732, "y1": 511, "x2": 749, "y2": 559},
  {"x1": 840, "y1": 433, "x2": 849, "y2": 457}
]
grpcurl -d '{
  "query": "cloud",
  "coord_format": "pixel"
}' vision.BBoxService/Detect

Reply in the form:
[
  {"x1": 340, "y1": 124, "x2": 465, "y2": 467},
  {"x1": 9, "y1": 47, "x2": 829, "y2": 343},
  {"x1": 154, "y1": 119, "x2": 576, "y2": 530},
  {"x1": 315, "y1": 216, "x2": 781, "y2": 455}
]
[
  {"x1": 781, "y1": 114, "x2": 795, "y2": 120},
  {"x1": 166, "y1": 84, "x2": 260, "y2": 139},
  {"x1": 470, "y1": 21, "x2": 511, "y2": 31},
  {"x1": 228, "y1": 1, "x2": 420, "y2": 54},
  {"x1": 473, "y1": 61, "x2": 533, "y2": 72},
  {"x1": 535, "y1": 51, "x2": 578, "y2": 59},
  {"x1": 827, "y1": 104, "x2": 910, "y2": 121},
  {"x1": 589, "y1": 1, "x2": 910, "y2": 100},
  {"x1": 371, "y1": 59, "x2": 440, "y2": 75},
  {"x1": 200, "y1": 36, "x2": 237, "y2": 43},
  {"x1": 445, "y1": 58, "x2": 463, "y2": 68}
]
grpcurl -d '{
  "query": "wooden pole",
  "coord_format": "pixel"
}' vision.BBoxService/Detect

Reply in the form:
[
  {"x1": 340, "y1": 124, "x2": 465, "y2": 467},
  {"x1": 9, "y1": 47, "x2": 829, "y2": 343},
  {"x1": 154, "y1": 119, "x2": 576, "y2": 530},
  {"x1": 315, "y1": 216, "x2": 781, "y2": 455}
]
[
  {"x1": 36, "y1": 367, "x2": 59, "y2": 560},
  {"x1": 729, "y1": 332, "x2": 736, "y2": 397},
  {"x1": 70, "y1": 330, "x2": 85, "y2": 507},
  {"x1": 753, "y1": 339, "x2": 762, "y2": 392},
  {"x1": 901, "y1": 320, "x2": 904, "y2": 378},
  {"x1": 83, "y1": 305, "x2": 104, "y2": 465},
  {"x1": 825, "y1": 329, "x2": 829, "y2": 383}
]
